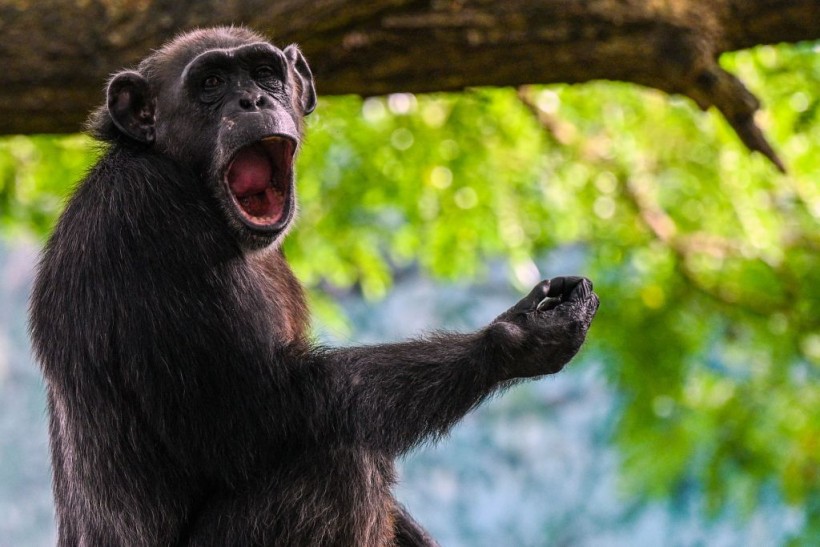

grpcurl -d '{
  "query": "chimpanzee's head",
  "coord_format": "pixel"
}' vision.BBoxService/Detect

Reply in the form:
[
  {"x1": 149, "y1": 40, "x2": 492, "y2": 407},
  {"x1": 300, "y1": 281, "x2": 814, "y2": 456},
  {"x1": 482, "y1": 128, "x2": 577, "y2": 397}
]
[{"x1": 89, "y1": 27, "x2": 317, "y2": 248}]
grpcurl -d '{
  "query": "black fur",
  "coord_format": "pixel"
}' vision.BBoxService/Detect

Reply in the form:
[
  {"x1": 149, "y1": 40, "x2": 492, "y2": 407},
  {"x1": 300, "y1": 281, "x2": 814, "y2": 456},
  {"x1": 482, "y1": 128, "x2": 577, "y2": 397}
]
[{"x1": 29, "y1": 27, "x2": 599, "y2": 546}]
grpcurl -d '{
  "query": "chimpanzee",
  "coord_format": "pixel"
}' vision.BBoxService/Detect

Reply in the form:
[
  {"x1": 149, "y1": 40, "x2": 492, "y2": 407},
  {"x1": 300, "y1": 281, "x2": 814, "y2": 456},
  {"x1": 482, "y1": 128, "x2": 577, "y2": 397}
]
[{"x1": 29, "y1": 27, "x2": 599, "y2": 546}]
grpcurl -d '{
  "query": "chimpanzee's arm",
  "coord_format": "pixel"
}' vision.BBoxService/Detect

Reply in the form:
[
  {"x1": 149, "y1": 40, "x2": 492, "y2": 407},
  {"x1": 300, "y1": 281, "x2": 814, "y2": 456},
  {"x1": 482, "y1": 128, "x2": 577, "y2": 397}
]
[{"x1": 327, "y1": 277, "x2": 599, "y2": 455}]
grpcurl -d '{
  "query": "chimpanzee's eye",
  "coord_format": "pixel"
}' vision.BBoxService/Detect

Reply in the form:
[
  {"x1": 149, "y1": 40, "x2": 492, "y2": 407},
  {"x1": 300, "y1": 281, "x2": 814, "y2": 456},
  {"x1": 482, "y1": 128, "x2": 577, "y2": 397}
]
[
  {"x1": 254, "y1": 66, "x2": 276, "y2": 81},
  {"x1": 202, "y1": 75, "x2": 224, "y2": 89}
]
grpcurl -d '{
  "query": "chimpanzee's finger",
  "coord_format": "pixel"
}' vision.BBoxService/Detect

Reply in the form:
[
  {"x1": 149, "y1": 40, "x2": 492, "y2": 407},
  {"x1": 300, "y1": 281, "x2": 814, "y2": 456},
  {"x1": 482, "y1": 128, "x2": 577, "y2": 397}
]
[
  {"x1": 546, "y1": 276, "x2": 583, "y2": 298},
  {"x1": 510, "y1": 279, "x2": 551, "y2": 313}
]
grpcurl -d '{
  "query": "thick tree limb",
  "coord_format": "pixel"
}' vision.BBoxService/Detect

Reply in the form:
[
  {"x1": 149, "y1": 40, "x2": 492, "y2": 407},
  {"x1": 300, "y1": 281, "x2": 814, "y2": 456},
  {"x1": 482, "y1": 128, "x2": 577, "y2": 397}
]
[{"x1": 1, "y1": 1, "x2": 818, "y2": 168}]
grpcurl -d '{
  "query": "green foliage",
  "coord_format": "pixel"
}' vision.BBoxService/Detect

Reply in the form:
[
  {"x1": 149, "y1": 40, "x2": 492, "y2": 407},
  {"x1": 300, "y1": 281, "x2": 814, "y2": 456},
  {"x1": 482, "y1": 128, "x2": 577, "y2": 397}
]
[
  {"x1": 1, "y1": 42, "x2": 818, "y2": 539},
  {"x1": 0, "y1": 135, "x2": 99, "y2": 236}
]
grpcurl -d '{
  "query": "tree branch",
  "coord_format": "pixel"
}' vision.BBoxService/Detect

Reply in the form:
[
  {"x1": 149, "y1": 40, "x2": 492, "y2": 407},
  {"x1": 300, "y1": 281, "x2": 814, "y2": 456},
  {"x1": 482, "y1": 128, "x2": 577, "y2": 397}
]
[
  {"x1": 621, "y1": 175, "x2": 788, "y2": 316},
  {"x1": 1, "y1": 0, "x2": 818, "y2": 168}
]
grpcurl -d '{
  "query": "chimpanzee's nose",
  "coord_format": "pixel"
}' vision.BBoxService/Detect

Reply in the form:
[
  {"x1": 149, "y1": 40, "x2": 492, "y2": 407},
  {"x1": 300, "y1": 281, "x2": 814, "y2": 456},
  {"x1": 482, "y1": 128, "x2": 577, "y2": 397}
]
[{"x1": 239, "y1": 94, "x2": 267, "y2": 110}]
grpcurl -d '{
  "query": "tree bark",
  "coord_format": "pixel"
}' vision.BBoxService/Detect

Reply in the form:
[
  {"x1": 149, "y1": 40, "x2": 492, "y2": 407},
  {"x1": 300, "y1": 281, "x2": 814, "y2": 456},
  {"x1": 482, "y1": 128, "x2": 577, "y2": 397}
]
[{"x1": 1, "y1": 0, "x2": 818, "y2": 167}]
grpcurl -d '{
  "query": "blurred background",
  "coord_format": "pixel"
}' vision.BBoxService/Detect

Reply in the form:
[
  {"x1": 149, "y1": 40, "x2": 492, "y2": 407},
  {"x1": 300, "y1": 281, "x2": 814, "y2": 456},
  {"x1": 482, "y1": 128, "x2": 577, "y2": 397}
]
[{"x1": 0, "y1": 43, "x2": 818, "y2": 545}]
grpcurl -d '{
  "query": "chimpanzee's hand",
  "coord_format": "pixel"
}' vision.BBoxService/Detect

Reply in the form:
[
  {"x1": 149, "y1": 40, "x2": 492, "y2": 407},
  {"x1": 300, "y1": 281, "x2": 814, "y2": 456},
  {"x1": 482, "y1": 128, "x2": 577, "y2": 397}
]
[{"x1": 488, "y1": 276, "x2": 599, "y2": 379}]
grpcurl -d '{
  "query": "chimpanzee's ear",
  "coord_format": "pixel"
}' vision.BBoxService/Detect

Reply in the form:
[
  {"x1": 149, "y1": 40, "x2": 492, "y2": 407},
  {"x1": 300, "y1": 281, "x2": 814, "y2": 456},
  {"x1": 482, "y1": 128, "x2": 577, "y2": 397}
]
[
  {"x1": 106, "y1": 71, "x2": 156, "y2": 144},
  {"x1": 284, "y1": 45, "x2": 317, "y2": 115}
]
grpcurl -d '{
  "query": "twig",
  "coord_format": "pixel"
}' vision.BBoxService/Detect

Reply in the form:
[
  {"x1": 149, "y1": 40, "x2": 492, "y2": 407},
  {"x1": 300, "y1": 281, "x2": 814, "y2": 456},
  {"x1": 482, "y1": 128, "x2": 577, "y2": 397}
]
[{"x1": 686, "y1": 66, "x2": 786, "y2": 173}]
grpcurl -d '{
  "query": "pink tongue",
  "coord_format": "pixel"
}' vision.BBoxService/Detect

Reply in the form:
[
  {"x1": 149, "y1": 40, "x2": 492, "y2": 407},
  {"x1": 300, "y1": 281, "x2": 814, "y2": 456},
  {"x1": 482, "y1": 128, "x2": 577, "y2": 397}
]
[{"x1": 228, "y1": 147, "x2": 272, "y2": 196}]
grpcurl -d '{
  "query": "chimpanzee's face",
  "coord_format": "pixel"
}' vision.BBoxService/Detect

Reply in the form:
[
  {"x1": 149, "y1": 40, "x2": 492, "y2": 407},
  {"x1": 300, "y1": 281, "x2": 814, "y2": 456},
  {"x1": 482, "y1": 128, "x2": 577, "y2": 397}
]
[{"x1": 104, "y1": 33, "x2": 316, "y2": 249}]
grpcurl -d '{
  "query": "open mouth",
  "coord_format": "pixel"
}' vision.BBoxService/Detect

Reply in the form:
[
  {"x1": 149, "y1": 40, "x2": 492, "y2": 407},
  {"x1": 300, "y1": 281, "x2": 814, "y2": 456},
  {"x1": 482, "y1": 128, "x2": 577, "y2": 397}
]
[{"x1": 225, "y1": 136, "x2": 295, "y2": 232}]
